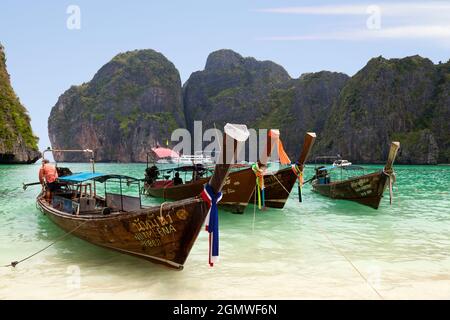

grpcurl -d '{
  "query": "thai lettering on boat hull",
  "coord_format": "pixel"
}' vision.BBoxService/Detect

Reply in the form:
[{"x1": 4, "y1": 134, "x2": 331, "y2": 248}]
[{"x1": 131, "y1": 214, "x2": 177, "y2": 248}]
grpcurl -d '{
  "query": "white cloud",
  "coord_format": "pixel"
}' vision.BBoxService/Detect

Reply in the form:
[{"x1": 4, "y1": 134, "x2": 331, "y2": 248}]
[
  {"x1": 256, "y1": 2, "x2": 450, "y2": 44},
  {"x1": 257, "y1": 2, "x2": 450, "y2": 17},
  {"x1": 258, "y1": 5, "x2": 367, "y2": 15},
  {"x1": 257, "y1": 25, "x2": 450, "y2": 41}
]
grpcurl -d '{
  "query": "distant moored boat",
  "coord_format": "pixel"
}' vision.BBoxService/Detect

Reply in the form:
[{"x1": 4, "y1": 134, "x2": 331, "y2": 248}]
[{"x1": 310, "y1": 142, "x2": 400, "y2": 209}]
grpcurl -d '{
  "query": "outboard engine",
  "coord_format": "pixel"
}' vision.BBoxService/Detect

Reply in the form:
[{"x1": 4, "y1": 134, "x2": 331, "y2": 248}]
[
  {"x1": 315, "y1": 166, "x2": 329, "y2": 184},
  {"x1": 145, "y1": 165, "x2": 159, "y2": 184}
]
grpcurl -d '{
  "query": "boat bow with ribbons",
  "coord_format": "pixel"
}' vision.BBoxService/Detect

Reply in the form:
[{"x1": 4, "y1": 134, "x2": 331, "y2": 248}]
[{"x1": 250, "y1": 130, "x2": 317, "y2": 208}]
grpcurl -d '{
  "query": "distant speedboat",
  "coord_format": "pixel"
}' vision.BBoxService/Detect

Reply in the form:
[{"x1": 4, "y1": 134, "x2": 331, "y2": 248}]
[
  {"x1": 332, "y1": 159, "x2": 352, "y2": 167},
  {"x1": 175, "y1": 151, "x2": 214, "y2": 165}
]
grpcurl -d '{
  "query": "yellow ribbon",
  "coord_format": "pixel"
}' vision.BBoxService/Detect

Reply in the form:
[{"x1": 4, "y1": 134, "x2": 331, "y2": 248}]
[
  {"x1": 252, "y1": 163, "x2": 265, "y2": 209},
  {"x1": 291, "y1": 164, "x2": 304, "y2": 202},
  {"x1": 291, "y1": 164, "x2": 303, "y2": 182},
  {"x1": 291, "y1": 164, "x2": 304, "y2": 189}
]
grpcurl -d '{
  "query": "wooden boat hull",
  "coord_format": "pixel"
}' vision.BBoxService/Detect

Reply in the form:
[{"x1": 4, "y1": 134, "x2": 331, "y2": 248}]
[
  {"x1": 34, "y1": 123, "x2": 251, "y2": 270},
  {"x1": 249, "y1": 131, "x2": 316, "y2": 209},
  {"x1": 311, "y1": 170, "x2": 389, "y2": 209},
  {"x1": 145, "y1": 168, "x2": 256, "y2": 214},
  {"x1": 250, "y1": 167, "x2": 297, "y2": 209},
  {"x1": 37, "y1": 196, "x2": 208, "y2": 270}
]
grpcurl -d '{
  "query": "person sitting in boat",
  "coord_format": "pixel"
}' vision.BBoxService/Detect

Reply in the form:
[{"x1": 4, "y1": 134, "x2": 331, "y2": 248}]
[
  {"x1": 173, "y1": 172, "x2": 183, "y2": 185},
  {"x1": 38, "y1": 159, "x2": 59, "y2": 201},
  {"x1": 145, "y1": 165, "x2": 159, "y2": 185}
]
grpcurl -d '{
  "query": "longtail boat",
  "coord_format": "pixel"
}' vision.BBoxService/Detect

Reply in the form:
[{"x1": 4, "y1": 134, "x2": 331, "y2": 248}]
[
  {"x1": 310, "y1": 141, "x2": 400, "y2": 209},
  {"x1": 250, "y1": 131, "x2": 317, "y2": 208},
  {"x1": 143, "y1": 164, "x2": 255, "y2": 213},
  {"x1": 36, "y1": 123, "x2": 249, "y2": 270},
  {"x1": 143, "y1": 133, "x2": 270, "y2": 214}
]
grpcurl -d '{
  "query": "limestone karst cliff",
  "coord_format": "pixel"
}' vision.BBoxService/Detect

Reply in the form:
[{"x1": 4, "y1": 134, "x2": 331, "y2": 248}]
[
  {"x1": 48, "y1": 49, "x2": 184, "y2": 162},
  {"x1": 0, "y1": 43, "x2": 40, "y2": 164},
  {"x1": 48, "y1": 48, "x2": 449, "y2": 164}
]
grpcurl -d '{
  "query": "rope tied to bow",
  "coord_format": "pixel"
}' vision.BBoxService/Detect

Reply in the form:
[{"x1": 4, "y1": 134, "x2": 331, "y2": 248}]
[
  {"x1": 383, "y1": 168, "x2": 396, "y2": 205},
  {"x1": 1, "y1": 215, "x2": 90, "y2": 268},
  {"x1": 252, "y1": 163, "x2": 265, "y2": 209},
  {"x1": 201, "y1": 184, "x2": 223, "y2": 267},
  {"x1": 291, "y1": 163, "x2": 304, "y2": 185},
  {"x1": 291, "y1": 162, "x2": 304, "y2": 202}
]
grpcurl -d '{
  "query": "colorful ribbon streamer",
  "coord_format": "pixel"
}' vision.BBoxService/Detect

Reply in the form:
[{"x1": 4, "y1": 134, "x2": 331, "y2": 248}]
[
  {"x1": 252, "y1": 163, "x2": 265, "y2": 209},
  {"x1": 268, "y1": 130, "x2": 291, "y2": 165},
  {"x1": 291, "y1": 163, "x2": 304, "y2": 202},
  {"x1": 201, "y1": 184, "x2": 223, "y2": 267}
]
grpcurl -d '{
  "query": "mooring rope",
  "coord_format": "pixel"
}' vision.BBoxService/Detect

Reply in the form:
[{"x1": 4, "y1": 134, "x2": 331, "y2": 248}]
[
  {"x1": 258, "y1": 167, "x2": 383, "y2": 298},
  {"x1": 248, "y1": 171, "x2": 383, "y2": 298},
  {"x1": 2, "y1": 199, "x2": 174, "y2": 269},
  {"x1": 252, "y1": 186, "x2": 257, "y2": 232},
  {"x1": 1, "y1": 218, "x2": 90, "y2": 268},
  {"x1": 308, "y1": 217, "x2": 384, "y2": 300},
  {"x1": 266, "y1": 171, "x2": 291, "y2": 195}
]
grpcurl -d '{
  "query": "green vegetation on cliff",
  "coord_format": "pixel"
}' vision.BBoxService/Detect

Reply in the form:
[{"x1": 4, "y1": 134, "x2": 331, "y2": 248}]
[
  {"x1": 183, "y1": 49, "x2": 292, "y2": 134},
  {"x1": 0, "y1": 45, "x2": 38, "y2": 150},
  {"x1": 184, "y1": 53, "x2": 349, "y2": 159},
  {"x1": 315, "y1": 55, "x2": 447, "y2": 164},
  {"x1": 48, "y1": 49, "x2": 185, "y2": 162},
  {"x1": 48, "y1": 47, "x2": 449, "y2": 164},
  {"x1": 0, "y1": 44, "x2": 39, "y2": 163}
]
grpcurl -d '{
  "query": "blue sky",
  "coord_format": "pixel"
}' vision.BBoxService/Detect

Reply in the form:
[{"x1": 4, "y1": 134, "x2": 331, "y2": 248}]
[{"x1": 1, "y1": 0, "x2": 449, "y2": 150}]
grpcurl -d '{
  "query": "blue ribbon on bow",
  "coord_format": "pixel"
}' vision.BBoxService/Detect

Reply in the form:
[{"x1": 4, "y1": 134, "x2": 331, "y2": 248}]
[{"x1": 203, "y1": 184, "x2": 222, "y2": 265}]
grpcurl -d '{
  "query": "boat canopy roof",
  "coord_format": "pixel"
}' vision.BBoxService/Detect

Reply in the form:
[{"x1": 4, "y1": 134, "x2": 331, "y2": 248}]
[
  {"x1": 58, "y1": 172, "x2": 140, "y2": 183},
  {"x1": 150, "y1": 147, "x2": 179, "y2": 159}
]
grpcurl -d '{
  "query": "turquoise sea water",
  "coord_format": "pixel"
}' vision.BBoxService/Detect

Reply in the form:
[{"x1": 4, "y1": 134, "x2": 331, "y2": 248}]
[{"x1": 0, "y1": 163, "x2": 449, "y2": 299}]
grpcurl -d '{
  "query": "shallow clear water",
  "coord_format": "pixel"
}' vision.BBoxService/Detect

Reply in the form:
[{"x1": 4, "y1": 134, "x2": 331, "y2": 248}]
[{"x1": 0, "y1": 163, "x2": 449, "y2": 299}]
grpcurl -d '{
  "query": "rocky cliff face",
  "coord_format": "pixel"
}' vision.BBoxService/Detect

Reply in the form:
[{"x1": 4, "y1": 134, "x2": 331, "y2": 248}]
[
  {"x1": 183, "y1": 49, "x2": 291, "y2": 133},
  {"x1": 48, "y1": 48, "x2": 449, "y2": 164},
  {"x1": 185, "y1": 52, "x2": 449, "y2": 164},
  {"x1": 48, "y1": 49, "x2": 184, "y2": 162},
  {"x1": 255, "y1": 71, "x2": 349, "y2": 157},
  {"x1": 183, "y1": 49, "x2": 348, "y2": 158},
  {"x1": 315, "y1": 56, "x2": 449, "y2": 164},
  {"x1": 431, "y1": 61, "x2": 450, "y2": 163},
  {"x1": 0, "y1": 44, "x2": 40, "y2": 164}
]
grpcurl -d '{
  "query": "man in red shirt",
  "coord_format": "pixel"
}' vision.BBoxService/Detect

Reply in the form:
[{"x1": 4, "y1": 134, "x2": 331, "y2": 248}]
[{"x1": 39, "y1": 159, "x2": 59, "y2": 201}]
